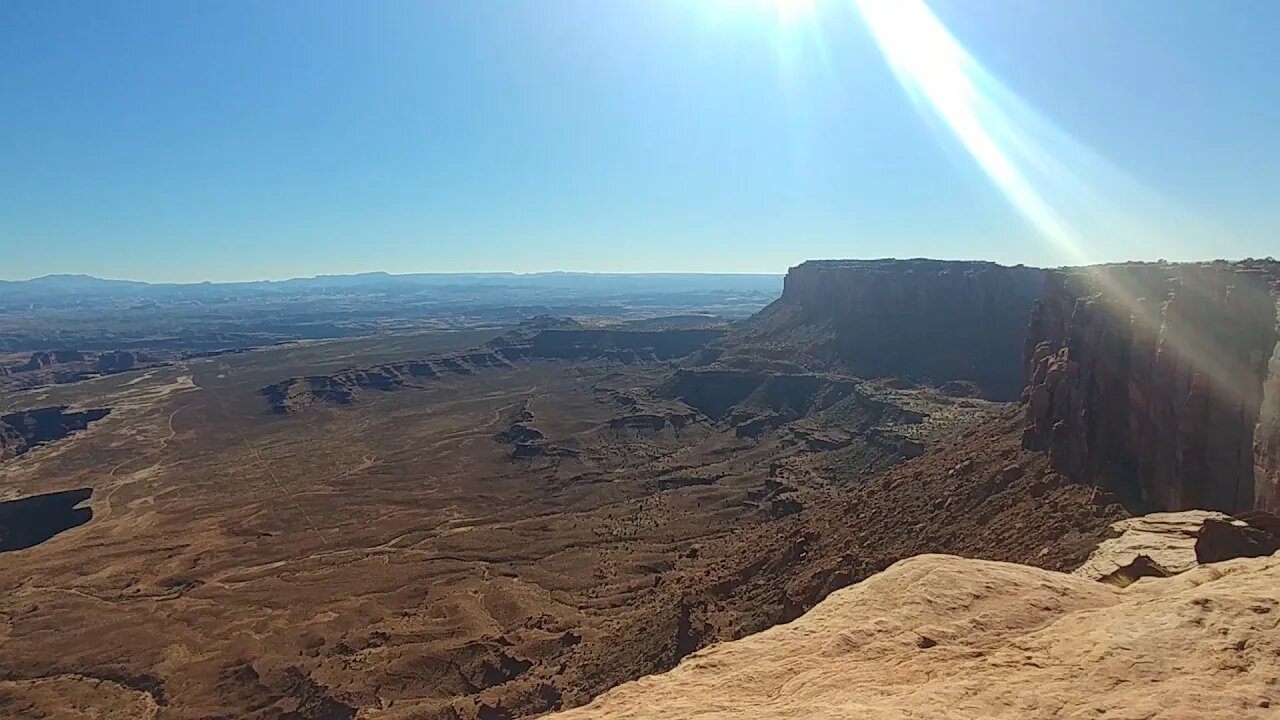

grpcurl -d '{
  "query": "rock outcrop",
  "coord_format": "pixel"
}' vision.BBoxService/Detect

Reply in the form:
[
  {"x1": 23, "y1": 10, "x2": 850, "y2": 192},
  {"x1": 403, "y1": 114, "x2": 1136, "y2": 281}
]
[
  {"x1": 0, "y1": 406, "x2": 111, "y2": 461},
  {"x1": 1071, "y1": 510, "x2": 1230, "y2": 582},
  {"x1": 93, "y1": 350, "x2": 139, "y2": 373},
  {"x1": 13, "y1": 349, "x2": 87, "y2": 371},
  {"x1": 261, "y1": 321, "x2": 727, "y2": 414},
  {"x1": 1196, "y1": 511, "x2": 1280, "y2": 564},
  {"x1": 550, "y1": 552, "x2": 1280, "y2": 719},
  {"x1": 2, "y1": 349, "x2": 166, "y2": 390},
  {"x1": 1022, "y1": 261, "x2": 1280, "y2": 513},
  {"x1": 705, "y1": 260, "x2": 1045, "y2": 400}
]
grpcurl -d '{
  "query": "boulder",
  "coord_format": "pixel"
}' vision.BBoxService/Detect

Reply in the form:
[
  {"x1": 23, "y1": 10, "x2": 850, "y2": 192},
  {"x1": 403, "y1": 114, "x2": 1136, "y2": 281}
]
[{"x1": 1195, "y1": 511, "x2": 1280, "y2": 564}]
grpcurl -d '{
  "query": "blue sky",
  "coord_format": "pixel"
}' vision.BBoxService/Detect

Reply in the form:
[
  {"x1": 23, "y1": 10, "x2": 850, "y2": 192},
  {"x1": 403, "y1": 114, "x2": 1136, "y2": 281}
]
[{"x1": 2, "y1": 0, "x2": 1278, "y2": 282}]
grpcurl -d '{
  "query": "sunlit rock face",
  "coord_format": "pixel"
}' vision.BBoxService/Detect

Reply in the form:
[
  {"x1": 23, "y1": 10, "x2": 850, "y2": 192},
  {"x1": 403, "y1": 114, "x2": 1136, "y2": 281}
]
[
  {"x1": 549, "y1": 552, "x2": 1280, "y2": 720},
  {"x1": 1022, "y1": 261, "x2": 1280, "y2": 512},
  {"x1": 774, "y1": 259, "x2": 1046, "y2": 400}
]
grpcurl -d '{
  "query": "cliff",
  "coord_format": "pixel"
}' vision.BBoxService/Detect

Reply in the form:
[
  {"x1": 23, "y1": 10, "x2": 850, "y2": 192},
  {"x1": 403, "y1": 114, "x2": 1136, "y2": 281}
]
[
  {"x1": 706, "y1": 259, "x2": 1045, "y2": 400},
  {"x1": 0, "y1": 406, "x2": 111, "y2": 461},
  {"x1": 1022, "y1": 261, "x2": 1280, "y2": 513},
  {"x1": 549, "y1": 552, "x2": 1280, "y2": 720}
]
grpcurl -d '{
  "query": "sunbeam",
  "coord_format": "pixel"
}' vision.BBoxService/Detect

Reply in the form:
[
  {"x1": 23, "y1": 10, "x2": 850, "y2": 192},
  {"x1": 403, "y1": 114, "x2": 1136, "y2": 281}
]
[
  {"x1": 852, "y1": 0, "x2": 1195, "y2": 265},
  {"x1": 852, "y1": 0, "x2": 1257, "y2": 423}
]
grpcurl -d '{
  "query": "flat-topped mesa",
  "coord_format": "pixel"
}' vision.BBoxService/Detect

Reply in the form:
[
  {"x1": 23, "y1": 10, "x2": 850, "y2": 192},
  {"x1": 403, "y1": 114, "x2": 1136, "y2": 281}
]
[
  {"x1": 780, "y1": 259, "x2": 1046, "y2": 400},
  {"x1": 1022, "y1": 260, "x2": 1280, "y2": 513},
  {"x1": 260, "y1": 322, "x2": 728, "y2": 414}
]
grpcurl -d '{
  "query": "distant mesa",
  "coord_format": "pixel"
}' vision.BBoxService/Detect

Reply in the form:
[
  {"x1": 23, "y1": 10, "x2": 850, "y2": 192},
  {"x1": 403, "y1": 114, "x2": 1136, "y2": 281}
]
[
  {"x1": 697, "y1": 258, "x2": 1046, "y2": 401},
  {"x1": 94, "y1": 350, "x2": 139, "y2": 373},
  {"x1": 2, "y1": 349, "x2": 159, "y2": 390},
  {"x1": 13, "y1": 349, "x2": 87, "y2": 371}
]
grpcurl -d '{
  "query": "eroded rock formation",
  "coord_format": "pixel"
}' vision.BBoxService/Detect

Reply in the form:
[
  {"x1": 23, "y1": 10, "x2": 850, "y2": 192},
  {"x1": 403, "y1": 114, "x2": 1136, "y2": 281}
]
[
  {"x1": 261, "y1": 321, "x2": 727, "y2": 414},
  {"x1": 0, "y1": 406, "x2": 111, "y2": 460},
  {"x1": 1022, "y1": 261, "x2": 1280, "y2": 512},
  {"x1": 14, "y1": 349, "x2": 87, "y2": 371},
  {"x1": 94, "y1": 350, "x2": 139, "y2": 373},
  {"x1": 706, "y1": 260, "x2": 1045, "y2": 400},
  {"x1": 2, "y1": 348, "x2": 167, "y2": 391}
]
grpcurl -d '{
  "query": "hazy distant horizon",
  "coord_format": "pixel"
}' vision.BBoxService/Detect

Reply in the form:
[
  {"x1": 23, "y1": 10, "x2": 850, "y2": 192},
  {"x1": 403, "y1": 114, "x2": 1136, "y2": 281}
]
[
  {"x1": 8, "y1": 249, "x2": 1278, "y2": 285},
  {"x1": 1, "y1": 268, "x2": 792, "y2": 285}
]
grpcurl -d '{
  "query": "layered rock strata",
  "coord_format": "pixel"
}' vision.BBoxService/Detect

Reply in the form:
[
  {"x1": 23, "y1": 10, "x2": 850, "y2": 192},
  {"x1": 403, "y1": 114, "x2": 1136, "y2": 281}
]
[
  {"x1": 1022, "y1": 262, "x2": 1280, "y2": 512},
  {"x1": 710, "y1": 260, "x2": 1045, "y2": 400}
]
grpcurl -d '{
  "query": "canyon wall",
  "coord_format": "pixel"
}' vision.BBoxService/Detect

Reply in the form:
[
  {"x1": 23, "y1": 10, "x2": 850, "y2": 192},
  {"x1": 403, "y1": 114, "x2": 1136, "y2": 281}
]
[
  {"x1": 1022, "y1": 261, "x2": 1280, "y2": 513},
  {"x1": 778, "y1": 260, "x2": 1046, "y2": 399},
  {"x1": 0, "y1": 406, "x2": 111, "y2": 461}
]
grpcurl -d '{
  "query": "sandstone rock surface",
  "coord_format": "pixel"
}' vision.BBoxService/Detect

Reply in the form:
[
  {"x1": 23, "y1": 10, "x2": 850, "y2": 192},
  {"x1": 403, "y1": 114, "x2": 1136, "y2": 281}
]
[
  {"x1": 1072, "y1": 510, "x2": 1231, "y2": 581},
  {"x1": 551, "y1": 552, "x2": 1280, "y2": 720}
]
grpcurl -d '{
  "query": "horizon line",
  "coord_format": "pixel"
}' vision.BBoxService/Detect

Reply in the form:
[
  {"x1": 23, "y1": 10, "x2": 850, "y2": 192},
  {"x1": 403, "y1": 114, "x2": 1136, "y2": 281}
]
[{"x1": 0, "y1": 268, "x2": 793, "y2": 285}]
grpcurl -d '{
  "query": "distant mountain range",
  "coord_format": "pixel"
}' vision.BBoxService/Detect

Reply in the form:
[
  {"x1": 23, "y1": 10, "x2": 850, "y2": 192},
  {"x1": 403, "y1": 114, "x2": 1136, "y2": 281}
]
[{"x1": 0, "y1": 271, "x2": 783, "y2": 298}]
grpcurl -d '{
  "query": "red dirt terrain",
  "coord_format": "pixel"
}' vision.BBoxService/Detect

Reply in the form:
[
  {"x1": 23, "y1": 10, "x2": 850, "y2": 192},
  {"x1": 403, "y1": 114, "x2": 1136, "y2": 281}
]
[{"x1": 1, "y1": 258, "x2": 1274, "y2": 719}]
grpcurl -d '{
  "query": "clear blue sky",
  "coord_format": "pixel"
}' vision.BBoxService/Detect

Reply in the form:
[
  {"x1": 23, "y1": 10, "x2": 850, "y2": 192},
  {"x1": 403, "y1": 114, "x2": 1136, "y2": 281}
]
[{"x1": 2, "y1": 0, "x2": 1277, "y2": 282}]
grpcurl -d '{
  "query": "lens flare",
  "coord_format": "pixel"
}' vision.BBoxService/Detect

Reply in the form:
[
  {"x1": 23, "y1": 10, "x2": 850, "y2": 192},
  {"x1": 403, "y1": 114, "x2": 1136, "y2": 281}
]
[
  {"x1": 851, "y1": 0, "x2": 1197, "y2": 265},
  {"x1": 852, "y1": 0, "x2": 1253, "y2": 420}
]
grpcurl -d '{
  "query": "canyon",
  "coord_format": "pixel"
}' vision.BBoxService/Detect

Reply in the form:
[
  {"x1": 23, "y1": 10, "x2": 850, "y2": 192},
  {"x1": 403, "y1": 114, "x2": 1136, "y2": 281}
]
[
  {"x1": 0, "y1": 406, "x2": 111, "y2": 461},
  {"x1": 0, "y1": 258, "x2": 1275, "y2": 719}
]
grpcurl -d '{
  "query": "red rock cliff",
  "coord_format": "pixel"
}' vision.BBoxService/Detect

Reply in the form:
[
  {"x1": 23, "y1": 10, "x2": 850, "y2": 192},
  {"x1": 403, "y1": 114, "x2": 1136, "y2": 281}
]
[
  {"x1": 1022, "y1": 261, "x2": 1280, "y2": 512},
  {"x1": 779, "y1": 259, "x2": 1046, "y2": 400}
]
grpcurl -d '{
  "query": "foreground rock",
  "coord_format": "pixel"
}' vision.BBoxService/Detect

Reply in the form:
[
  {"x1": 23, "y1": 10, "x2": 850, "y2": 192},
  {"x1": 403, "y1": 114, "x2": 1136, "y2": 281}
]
[
  {"x1": 551, "y1": 552, "x2": 1279, "y2": 719},
  {"x1": 1197, "y1": 511, "x2": 1280, "y2": 564},
  {"x1": 1072, "y1": 510, "x2": 1232, "y2": 582}
]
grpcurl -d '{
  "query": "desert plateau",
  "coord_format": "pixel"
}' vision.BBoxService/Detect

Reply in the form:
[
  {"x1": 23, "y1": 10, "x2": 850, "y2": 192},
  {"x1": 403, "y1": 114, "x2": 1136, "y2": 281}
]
[
  {"x1": 1, "y1": 259, "x2": 1278, "y2": 719},
  {"x1": 6, "y1": 3, "x2": 1280, "y2": 716}
]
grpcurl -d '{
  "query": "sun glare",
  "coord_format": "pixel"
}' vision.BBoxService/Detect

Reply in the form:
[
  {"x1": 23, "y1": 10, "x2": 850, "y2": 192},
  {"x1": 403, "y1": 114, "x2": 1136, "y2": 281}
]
[
  {"x1": 709, "y1": 0, "x2": 816, "y2": 23},
  {"x1": 851, "y1": 0, "x2": 1245, "y2": 414}
]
